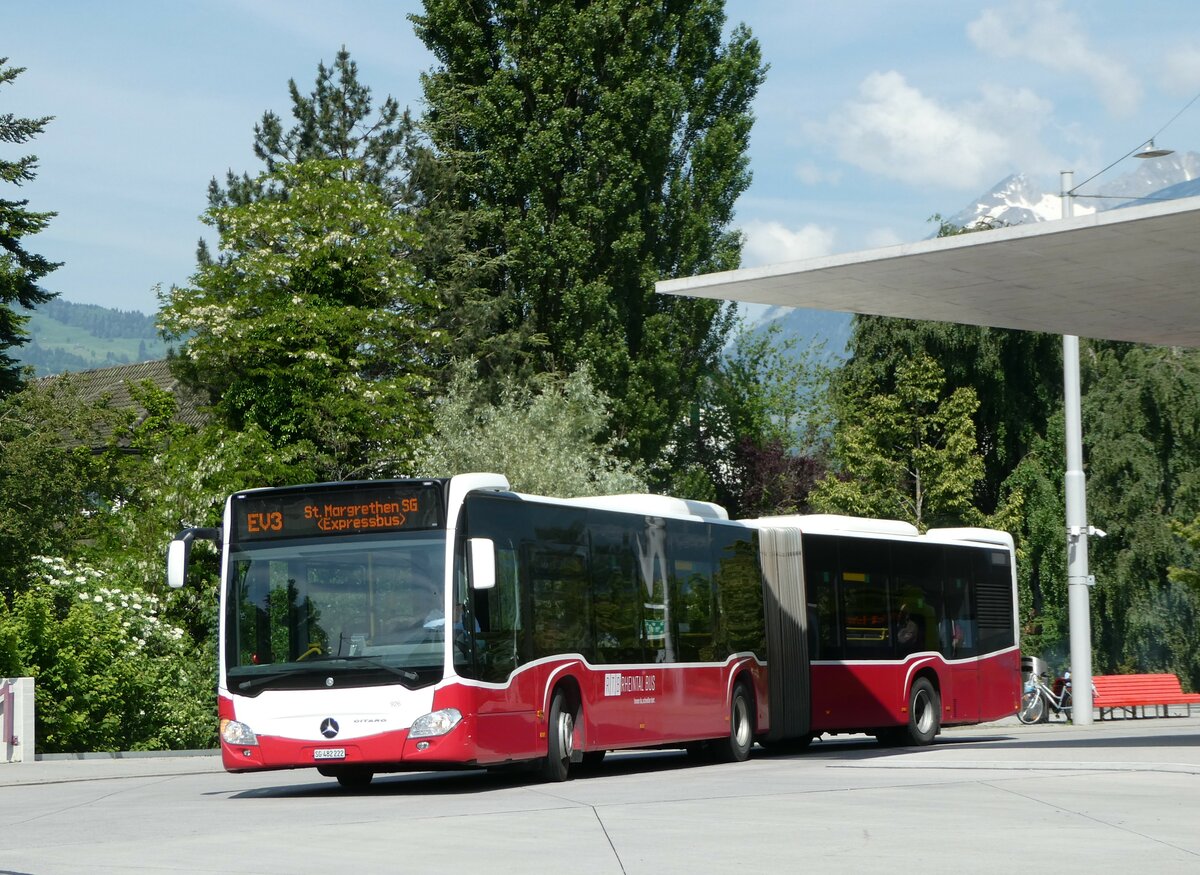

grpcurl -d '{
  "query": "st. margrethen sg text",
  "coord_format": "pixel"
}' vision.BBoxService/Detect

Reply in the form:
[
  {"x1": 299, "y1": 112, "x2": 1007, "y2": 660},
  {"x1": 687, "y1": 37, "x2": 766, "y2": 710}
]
[{"x1": 303, "y1": 498, "x2": 419, "y2": 532}]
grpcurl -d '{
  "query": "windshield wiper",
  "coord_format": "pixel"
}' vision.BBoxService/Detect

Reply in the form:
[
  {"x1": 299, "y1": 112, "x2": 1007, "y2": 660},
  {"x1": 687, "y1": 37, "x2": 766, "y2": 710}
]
[
  {"x1": 233, "y1": 667, "x2": 309, "y2": 693},
  {"x1": 231, "y1": 658, "x2": 419, "y2": 693},
  {"x1": 344, "y1": 656, "x2": 419, "y2": 682}
]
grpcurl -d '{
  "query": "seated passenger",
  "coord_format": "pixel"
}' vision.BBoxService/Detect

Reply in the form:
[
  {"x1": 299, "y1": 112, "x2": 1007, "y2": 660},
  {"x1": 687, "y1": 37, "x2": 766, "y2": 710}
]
[
  {"x1": 378, "y1": 584, "x2": 444, "y2": 642},
  {"x1": 896, "y1": 604, "x2": 920, "y2": 654}
]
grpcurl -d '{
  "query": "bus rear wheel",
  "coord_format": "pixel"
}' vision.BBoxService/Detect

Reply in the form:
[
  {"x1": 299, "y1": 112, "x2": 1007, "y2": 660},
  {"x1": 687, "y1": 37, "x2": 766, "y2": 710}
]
[
  {"x1": 713, "y1": 682, "x2": 754, "y2": 763},
  {"x1": 902, "y1": 677, "x2": 940, "y2": 745},
  {"x1": 541, "y1": 689, "x2": 575, "y2": 782}
]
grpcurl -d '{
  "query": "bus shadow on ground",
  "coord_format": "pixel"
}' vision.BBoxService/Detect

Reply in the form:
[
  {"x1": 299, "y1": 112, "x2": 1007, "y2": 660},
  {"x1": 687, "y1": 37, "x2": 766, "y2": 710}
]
[
  {"x1": 234, "y1": 725, "x2": 1200, "y2": 798},
  {"x1": 960, "y1": 730, "x2": 1200, "y2": 752},
  {"x1": 230, "y1": 748, "x2": 726, "y2": 798},
  {"x1": 755, "y1": 733, "x2": 1013, "y2": 761}
]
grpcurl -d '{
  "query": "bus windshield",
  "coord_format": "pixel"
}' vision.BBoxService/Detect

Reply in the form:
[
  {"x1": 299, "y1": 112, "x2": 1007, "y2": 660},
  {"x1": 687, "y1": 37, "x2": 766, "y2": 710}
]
[{"x1": 224, "y1": 532, "x2": 448, "y2": 693}]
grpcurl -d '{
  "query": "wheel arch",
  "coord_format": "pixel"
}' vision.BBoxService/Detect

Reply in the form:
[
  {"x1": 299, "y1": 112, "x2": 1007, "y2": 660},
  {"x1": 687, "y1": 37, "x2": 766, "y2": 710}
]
[
  {"x1": 728, "y1": 663, "x2": 760, "y2": 737},
  {"x1": 903, "y1": 659, "x2": 942, "y2": 701},
  {"x1": 541, "y1": 662, "x2": 584, "y2": 717},
  {"x1": 541, "y1": 667, "x2": 586, "y2": 760}
]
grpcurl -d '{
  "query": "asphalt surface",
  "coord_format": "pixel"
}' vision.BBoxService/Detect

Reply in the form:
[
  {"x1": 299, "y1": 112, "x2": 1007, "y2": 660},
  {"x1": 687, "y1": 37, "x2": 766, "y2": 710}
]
[{"x1": 3, "y1": 713, "x2": 1199, "y2": 874}]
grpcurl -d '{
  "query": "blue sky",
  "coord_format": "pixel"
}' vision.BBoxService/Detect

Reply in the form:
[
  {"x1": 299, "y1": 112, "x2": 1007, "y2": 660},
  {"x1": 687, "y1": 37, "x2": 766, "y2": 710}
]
[{"x1": 7, "y1": 0, "x2": 1200, "y2": 315}]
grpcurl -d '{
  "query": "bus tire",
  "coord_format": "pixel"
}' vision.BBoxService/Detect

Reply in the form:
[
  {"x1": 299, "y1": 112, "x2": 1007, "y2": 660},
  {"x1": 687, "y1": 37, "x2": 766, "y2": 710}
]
[
  {"x1": 713, "y1": 682, "x2": 754, "y2": 763},
  {"x1": 903, "y1": 677, "x2": 940, "y2": 746},
  {"x1": 333, "y1": 769, "x2": 374, "y2": 790},
  {"x1": 762, "y1": 734, "x2": 814, "y2": 755},
  {"x1": 579, "y1": 750, "x2": 606, "y2": 772},
  {"x1": 541, "y1": 689, "x2": 575, "y2": 782}
]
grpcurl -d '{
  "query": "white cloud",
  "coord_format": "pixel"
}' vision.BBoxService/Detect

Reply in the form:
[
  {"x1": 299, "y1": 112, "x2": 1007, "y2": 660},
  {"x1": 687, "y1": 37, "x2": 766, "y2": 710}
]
[
  {"x1": 968, "y1": 83, "x2": 1059, "y2": 175},
  {"x1": 820, "y1": 71, "x2": 1012, "y2": 189},
  {"x1": 967, "y1": 0, "x2": 1139, "y2": 116},
  {"x1": 794, "y1": 162, "x2": 842, "y2": 186},
  {"x1": 864, "y1": 228, "x2": 903, "y2": 249},
  {"x1": 1162, "y1": 44, "x2": 1200, "y2": 94},
  {"x1": 740, "y1": 220, "x2": 836, "y2": 267}
]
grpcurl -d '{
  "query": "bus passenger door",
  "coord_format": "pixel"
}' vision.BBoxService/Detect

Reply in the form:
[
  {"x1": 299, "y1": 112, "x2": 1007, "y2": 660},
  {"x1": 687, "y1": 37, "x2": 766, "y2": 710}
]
[
  {"x1": 464, "y1": 532, "x2": 542, "y2": 763},
  {"x1": 942, "y1": 551, "x2": 981, "y2": 723}
]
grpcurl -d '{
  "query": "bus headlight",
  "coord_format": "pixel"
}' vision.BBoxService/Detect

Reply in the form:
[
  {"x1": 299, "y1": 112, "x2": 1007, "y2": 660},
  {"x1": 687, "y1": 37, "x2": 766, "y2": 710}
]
[
  {"x1": 220, "y1": 718, "x2": 259, "y2": 746},
  {"x1": 409, "y1": 708, "x2": 462, "y2": 739}
]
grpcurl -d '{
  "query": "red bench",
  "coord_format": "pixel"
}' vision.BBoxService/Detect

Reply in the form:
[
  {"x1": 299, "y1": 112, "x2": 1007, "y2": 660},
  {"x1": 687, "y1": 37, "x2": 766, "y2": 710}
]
[{"x1": 1091, "y1": 673, "x2": 1200, "y2": 720}]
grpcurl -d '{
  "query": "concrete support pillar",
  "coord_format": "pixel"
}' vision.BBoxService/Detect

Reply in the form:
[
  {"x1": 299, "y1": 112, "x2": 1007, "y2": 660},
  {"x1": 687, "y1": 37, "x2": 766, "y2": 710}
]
[{"x1": 2, "y1": 677, "x2": 36, "y2": 763}]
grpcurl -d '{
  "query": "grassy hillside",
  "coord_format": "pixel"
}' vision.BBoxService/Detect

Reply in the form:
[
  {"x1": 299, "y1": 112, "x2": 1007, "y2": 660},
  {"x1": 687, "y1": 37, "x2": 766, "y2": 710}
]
[
  {"x1": 15, "y1": 299, "x2": 847, "y2": 378},
  {"x1": 14, "y1": 299, "x2": 169, "y2": 376}
]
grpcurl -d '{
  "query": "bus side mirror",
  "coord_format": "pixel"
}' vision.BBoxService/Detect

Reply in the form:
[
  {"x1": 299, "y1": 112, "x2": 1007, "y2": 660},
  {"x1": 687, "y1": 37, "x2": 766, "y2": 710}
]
[
  {"x1": 167, "y1": 527, "x2": 221, "y2": 589},
  {"x1": 167, "y1": 539, "x2": 188, "y2": 589},
  {"x1": 468, "y1": 538, "x2": 496, "y2": 590}
]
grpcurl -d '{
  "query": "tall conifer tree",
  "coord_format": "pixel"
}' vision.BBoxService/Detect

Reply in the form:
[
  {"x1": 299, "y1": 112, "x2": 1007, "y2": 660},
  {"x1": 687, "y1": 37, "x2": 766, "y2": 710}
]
[
  {"x1": 0, "y1": 59, "x2": 59, "y2": 395},
  {"x1": 200, "y1": 47, "x2": 425, "y2": 264},
  {"x1": 411, "y1": 0, "x2": 767, "y2": 469}
]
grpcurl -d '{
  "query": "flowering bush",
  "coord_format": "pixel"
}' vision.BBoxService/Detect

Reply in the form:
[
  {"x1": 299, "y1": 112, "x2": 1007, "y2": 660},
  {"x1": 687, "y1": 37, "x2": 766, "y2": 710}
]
[{"x1": 0, "y1": 556, "x2": 215, "y2": 753}]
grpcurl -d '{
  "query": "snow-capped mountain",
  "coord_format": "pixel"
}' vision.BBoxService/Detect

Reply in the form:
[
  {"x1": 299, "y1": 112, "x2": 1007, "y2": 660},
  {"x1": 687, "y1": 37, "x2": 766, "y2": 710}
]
[
  {"x1": 948, "y1": 152, "x2": 1200, "y2": 230},
  {"x1": 947, "y1": 172, "x2": 1078, "y2": 227}
]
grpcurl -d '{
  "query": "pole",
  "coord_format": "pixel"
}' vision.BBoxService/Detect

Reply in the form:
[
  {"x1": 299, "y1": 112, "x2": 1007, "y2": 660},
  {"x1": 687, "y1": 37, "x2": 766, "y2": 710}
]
[{"x1": 1060, "y1": 171, "x2": 1093, "y2": 725}]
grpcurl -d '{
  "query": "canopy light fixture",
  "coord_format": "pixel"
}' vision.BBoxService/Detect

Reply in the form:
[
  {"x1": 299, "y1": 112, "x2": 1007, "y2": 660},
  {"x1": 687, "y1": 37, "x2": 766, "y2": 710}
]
[{"x1": 1136, "y1": 138, "x2": 1174, "y2": 159}]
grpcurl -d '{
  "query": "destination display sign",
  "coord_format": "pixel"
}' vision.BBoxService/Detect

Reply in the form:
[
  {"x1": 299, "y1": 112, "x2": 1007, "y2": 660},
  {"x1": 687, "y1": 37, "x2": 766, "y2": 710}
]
[{"x1": 232, "y1": 483, "x2": 443, "y2": 541}]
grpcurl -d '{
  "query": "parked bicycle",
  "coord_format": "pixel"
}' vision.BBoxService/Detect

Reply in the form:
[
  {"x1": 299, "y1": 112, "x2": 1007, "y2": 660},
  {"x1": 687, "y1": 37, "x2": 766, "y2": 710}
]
[
  {"x1": 1018, "y1": 669, "x2": 1074, "y2": 724},
  {"x1": 1018, "y1": 656, "x2": 1096, "y2": 724}
]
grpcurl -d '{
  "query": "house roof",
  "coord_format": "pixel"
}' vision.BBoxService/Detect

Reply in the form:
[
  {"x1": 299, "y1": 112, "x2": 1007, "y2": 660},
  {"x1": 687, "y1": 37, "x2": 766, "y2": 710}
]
[{"x1": 38, "y1": 359, "x2": 209, "y2": 442}]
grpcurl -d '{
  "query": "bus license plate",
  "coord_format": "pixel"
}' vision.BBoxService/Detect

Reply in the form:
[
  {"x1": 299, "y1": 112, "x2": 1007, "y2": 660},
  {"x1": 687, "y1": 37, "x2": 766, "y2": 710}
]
[{"x1": 313, "y1": 748, "x2": 346, "y2": 760}]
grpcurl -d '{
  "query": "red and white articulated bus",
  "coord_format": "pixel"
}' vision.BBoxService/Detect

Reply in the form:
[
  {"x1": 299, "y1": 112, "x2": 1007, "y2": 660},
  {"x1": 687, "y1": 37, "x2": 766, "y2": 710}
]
[{"x1": 167, "y1": 473, "x2": 1019, "y2": 788}]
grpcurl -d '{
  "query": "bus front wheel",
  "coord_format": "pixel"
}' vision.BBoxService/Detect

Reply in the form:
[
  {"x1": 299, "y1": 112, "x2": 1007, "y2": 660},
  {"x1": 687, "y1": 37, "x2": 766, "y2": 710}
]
[
  {"x1": 321, "y1": 767, "x2": 373, "y2": 790},
  {"x1": 541, "y1": 689, "x2": 575, "y2": 782}
]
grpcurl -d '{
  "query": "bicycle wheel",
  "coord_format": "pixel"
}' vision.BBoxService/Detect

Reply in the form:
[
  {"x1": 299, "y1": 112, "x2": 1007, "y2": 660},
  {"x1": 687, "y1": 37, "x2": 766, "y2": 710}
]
[{"x1": 1017, "y1": 689, "x2": 1046, "y2": 725}]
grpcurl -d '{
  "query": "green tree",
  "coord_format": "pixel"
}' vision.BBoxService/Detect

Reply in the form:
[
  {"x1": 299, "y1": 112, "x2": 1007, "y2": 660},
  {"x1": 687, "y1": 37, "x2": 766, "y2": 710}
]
[
  {"x1": 668, "y1": 320, "x2": 831, "y2": 514},
  {"x1": 412, "y1": 360, "x2": 646, "y2": 497},
  {"x1": 1083, "y1": 343, "x2": 1200, "y2": 686},
  {"x1": 0, "y1": 376, "x2": 219, "y2": 753},
  {"x1": 1170, "y1": 514, "x2": 1200, "y2": 593},
  {"x1": 992, "y1": 418, "x2": 1067, "y2": 664},
  {"x1": 412, "y1": 0, "x2": 767, "y2": 468},
  {"x1": 840, "y1": 216, "x2": 1061, "y2": 514},
  {"x1": 811, "y1": 353, "x2": 984, "y2": 529},
  {"x1": 1, "y1": 59, "x2": 60, "y2": 396},
  {"x1": 160, "y1": 160, "x2": 442, "y2": 480},
  {"x1": 0, "y1": 376, "x2": 126, "y2": 595},
  {"x1": 206, "y1": 48, "x2": 423, "y2": 219}
]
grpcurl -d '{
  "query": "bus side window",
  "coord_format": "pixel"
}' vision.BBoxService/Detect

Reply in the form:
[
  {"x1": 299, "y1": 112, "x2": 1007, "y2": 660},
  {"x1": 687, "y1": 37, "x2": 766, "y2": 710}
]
[
  {"x1": 802, "y1": 535, "x2": 841, "y2": 660},
  {"x1": 943, "y1": 547, "x2": 978, "y2": 658},
  {"x1": 669, "y1": 519, "x2": 715, "y2": 663},
  {"x1": 530, "y1": 543, "x2": 591, "y2": 660},
  {"x1": 590, "y1": 521, "x2": 643, "y2": 664},
  {"x1": 475, "y1": 541, "x2": 522, "y2": 683},
  {"x1": 712, "y1": 528, "x2": 765, "y2": 659},
  {"x1": 840, "y1": 539, "x2": 891, "y2": 660},
  {"x1": 889, "y1": 542, "x2": 942, "y2": 657}
]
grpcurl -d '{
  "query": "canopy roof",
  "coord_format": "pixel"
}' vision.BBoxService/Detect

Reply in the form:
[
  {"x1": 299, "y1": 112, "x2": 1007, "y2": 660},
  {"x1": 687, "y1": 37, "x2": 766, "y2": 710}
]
[{"x1": 657, "y1": 196, "x2": 1200, "y2": 348}]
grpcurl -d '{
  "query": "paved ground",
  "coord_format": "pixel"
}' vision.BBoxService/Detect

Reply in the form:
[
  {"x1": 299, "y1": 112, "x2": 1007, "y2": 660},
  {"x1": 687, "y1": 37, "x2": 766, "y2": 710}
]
[{"x1": 2, "y1": 714, "x2": 1199, "y2": 874}]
